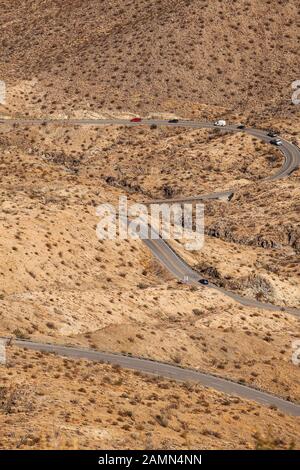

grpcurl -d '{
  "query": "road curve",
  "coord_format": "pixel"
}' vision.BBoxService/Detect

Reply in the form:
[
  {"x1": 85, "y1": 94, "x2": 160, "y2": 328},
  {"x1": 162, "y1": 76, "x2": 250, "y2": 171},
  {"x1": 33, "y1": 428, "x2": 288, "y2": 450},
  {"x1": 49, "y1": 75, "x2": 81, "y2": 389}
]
[
  {"x1": 3, "y1": 337, "x2": 299, "y2": 417},
  {"x1": 141, "y1": 123, "x2": 300, "y2": 314},
  {"x1": 1, "y1": 117, "x2": 300, "y2": 412}
]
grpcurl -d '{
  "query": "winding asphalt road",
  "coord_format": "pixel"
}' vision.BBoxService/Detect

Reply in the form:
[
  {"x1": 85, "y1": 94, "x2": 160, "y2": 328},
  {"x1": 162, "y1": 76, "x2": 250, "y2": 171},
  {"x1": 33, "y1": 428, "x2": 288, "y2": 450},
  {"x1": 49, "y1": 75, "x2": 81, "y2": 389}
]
[
  {"x1": 3, "y1": 337, "x2": 300, "y2": 416},
  {"x1": 143, "y1": 124, "x2": 300, "y2": 315},
  {"x1": 1, "y1": 117, "x2": 300, "y2": 415}
]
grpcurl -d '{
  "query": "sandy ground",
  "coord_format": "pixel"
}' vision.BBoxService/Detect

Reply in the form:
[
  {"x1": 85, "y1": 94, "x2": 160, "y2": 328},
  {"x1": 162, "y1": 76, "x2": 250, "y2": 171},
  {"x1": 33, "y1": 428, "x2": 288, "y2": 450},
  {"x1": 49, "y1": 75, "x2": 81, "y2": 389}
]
[
  {"x1": 0, "y1": 0, "x2": 299, "y2": 450},
  {"x1": 0, "y1": 347, "x2": 299, "y2": 450}
]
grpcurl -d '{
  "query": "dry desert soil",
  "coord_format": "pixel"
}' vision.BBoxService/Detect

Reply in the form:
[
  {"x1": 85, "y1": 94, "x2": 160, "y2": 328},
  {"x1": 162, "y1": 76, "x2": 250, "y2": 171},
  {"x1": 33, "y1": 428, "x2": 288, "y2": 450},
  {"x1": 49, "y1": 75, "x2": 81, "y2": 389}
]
[{"x1": 0, "y1": 0, "x2": 299, "y2": 450}]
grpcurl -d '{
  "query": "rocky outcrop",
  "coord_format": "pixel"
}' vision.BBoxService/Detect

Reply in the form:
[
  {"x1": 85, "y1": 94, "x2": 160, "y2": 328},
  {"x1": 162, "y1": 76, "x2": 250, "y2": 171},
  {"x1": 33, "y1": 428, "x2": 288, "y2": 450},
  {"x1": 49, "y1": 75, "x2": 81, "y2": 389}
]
[{"x1": 206, "y1": 221, "x2": 300, "y2": 252}]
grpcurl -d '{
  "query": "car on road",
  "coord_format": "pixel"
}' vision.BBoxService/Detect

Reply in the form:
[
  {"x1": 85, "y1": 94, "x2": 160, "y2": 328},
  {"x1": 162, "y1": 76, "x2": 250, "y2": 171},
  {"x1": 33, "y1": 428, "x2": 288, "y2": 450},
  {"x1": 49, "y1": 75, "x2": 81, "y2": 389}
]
[
  {"x1": 237, "y1": 124, "x2": 245, "y2": 129},
  {"x1": 267, "y1": 131, "x2": 278, "y2": 137},
  {"x1": 270, "y1": 138, "x2": 282, "y2": 146},
  {"x1": 130, "y1": 117, "x2": 142, "y2": 123},
  {"x1": 198, "y1": 279, "x2": 209, "y2": 285},
  {"x1": 214, "y1": 119, "x2": 226, "y2": 127},
  {"x1": 168, "y1": 119, "x2": 179, "y2": 123}
]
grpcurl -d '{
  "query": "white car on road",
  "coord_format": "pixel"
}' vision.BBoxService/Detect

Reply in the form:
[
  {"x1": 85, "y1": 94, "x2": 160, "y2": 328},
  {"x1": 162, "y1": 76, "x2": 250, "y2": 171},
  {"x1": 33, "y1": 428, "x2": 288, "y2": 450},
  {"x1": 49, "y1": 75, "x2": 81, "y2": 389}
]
[
  {"x1": 214, "y1": 119, "x2": 226, "y2": 127},
  {"x1": 270, "y1": 138, "x2": 282, "y2": 146}
]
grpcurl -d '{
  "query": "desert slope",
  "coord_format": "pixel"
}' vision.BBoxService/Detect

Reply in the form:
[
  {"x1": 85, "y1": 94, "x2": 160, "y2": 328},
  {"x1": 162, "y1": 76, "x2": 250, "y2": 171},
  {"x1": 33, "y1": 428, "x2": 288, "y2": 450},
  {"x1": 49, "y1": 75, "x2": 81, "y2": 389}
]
[{"x1": 0, "y1": 0, "x2": 300, "y2": 119}]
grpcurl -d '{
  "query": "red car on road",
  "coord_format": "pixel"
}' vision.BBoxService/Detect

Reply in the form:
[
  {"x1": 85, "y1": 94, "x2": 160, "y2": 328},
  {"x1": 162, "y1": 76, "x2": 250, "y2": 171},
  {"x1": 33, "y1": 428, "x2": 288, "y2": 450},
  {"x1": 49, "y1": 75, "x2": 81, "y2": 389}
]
[{"x1": 130, "y1": 117, "x2": 142, "y2": 122}]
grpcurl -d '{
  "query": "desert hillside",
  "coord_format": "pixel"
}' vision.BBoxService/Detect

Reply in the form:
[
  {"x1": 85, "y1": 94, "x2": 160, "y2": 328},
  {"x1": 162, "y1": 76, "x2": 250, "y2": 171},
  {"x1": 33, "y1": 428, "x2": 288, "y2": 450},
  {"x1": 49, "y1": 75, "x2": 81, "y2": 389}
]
[
  {"x1": 0, "y1": 0, "x2": 299, "y2": 451},
  {"x1": 0, "y1": 0, "x2": 300, "y2": 119},
  {"x1": 0, "y1": 346, "x2": 299, "y2": 450}
]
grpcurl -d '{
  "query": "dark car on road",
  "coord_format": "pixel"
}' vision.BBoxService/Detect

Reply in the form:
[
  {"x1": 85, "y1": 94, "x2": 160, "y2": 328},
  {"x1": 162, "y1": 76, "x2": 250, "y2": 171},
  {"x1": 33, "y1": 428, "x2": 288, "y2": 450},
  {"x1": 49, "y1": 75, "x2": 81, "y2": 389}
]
[
  {"x1": 130, "y1": 117, "x2": 142, "y2": 123},
  {"x1": 168, "y1": 119, "x2": 179, "y2": 123},
  {"x1": 198, "y1": 279, "x2": 209, "y2": 285},
  {"x1": 237, "y1": 124, "x2": 245, "y2": 129},
  {"x1": 267, "y1": 131, "x2": 278, "y2": 137}
]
